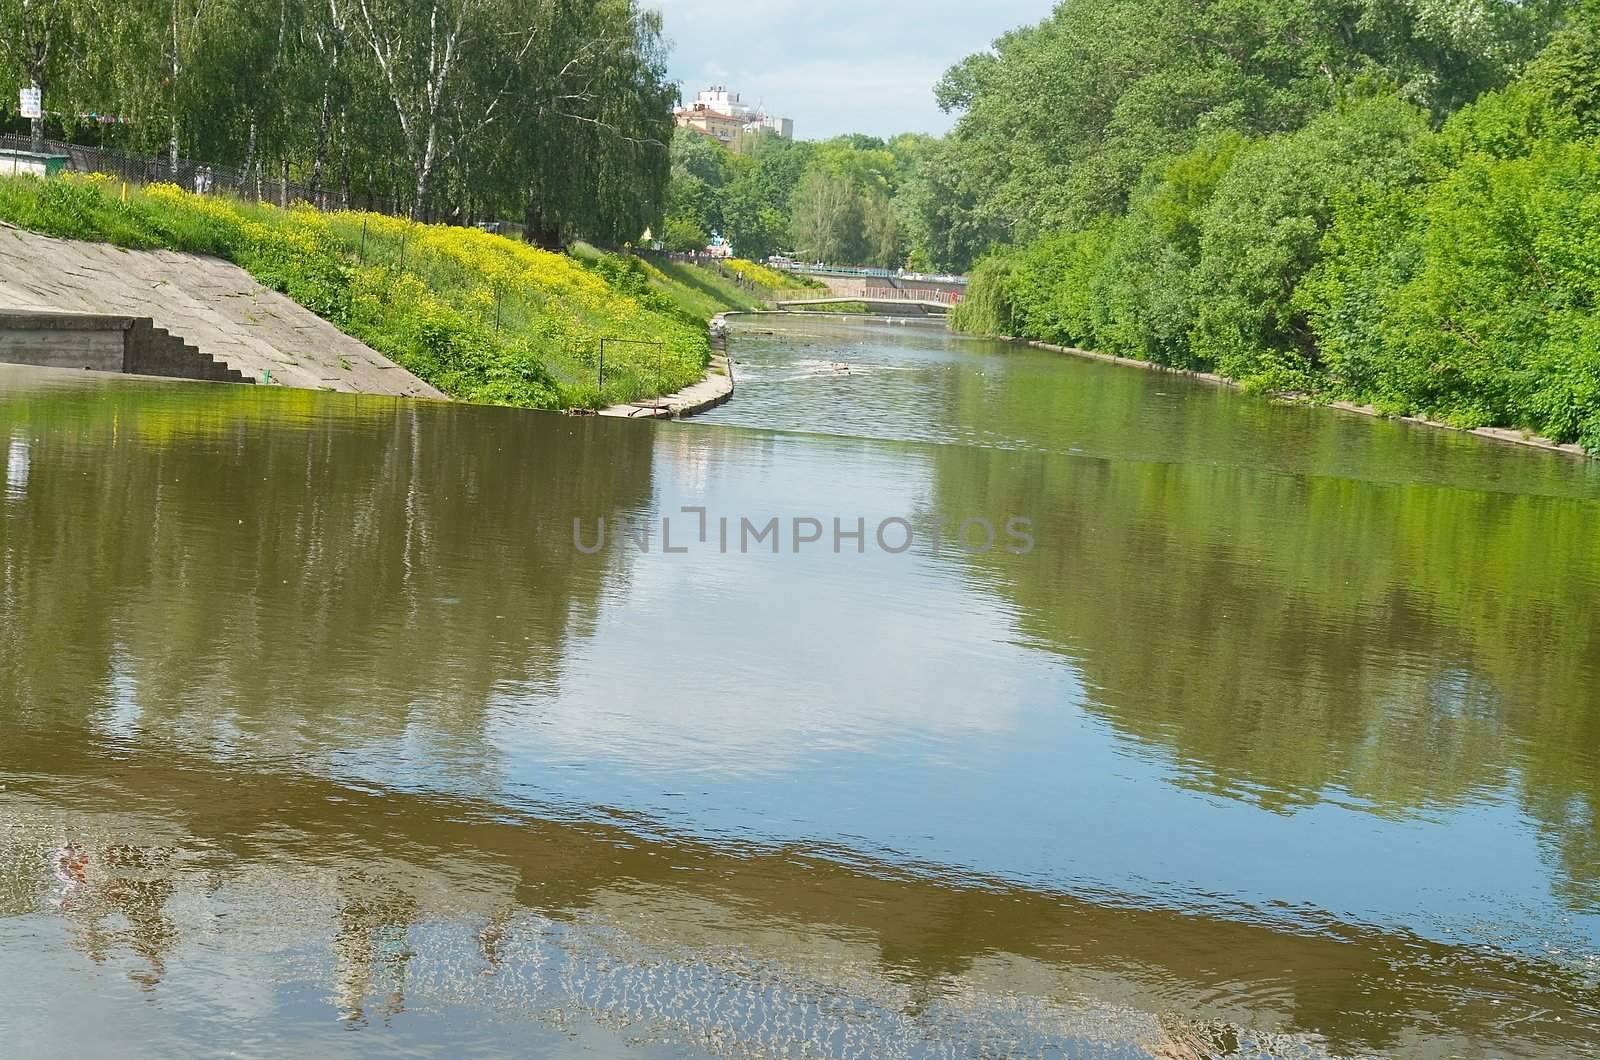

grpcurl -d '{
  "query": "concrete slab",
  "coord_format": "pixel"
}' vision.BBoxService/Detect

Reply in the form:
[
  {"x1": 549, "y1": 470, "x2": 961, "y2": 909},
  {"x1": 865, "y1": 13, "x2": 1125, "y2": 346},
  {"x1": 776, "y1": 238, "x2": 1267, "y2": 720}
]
[{"x1": 0, "y1": 222, "x2": 445, "y2": 399}]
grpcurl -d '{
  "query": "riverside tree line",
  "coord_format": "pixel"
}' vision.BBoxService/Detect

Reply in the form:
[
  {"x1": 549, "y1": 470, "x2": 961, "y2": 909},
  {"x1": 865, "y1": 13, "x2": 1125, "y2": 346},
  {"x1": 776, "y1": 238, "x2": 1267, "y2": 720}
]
[
  {"x1": 667, "y1": 0, "x2": 1600, "y2": 450},
  {"x1": 7, "y1": 0, "x2": 1600, "y2": 447},
  {"x1": 0, "y1": 0, "x2": 675, "y2": 244},
  {"x1": 938, "y1": 0, "x2": 1600, "y2": 450}
]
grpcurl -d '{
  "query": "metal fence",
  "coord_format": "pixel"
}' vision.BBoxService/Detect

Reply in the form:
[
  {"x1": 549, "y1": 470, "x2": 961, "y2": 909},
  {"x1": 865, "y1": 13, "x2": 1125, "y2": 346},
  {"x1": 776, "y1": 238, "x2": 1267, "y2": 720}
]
[
  {"x1": 772, "y1": 260, "x2": 968, "y2": 286},
  {"x1": 0, "y1": 134, "x2": 525, "y2": 239},
  {"x1": 633, "y1": 248, "x2": 772, "y2": 296},
  {"x1": 1, "y1": 134, "x2": 394, "y2": 212},
  {"x1": 861, "y1": 286, "x2": 963, "y2": 304}
]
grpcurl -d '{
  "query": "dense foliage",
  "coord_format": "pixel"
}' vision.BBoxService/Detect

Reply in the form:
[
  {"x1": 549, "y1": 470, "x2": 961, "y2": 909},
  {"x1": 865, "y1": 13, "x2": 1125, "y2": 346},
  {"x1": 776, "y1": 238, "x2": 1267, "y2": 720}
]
[
  {"x1": 0, "y1": 0, "x2": 675, "y2": 242},
  {"x1": 0, "y1": 174, "x2": 710, "y2": 407},
  {"x1": 945, "y1": 0, "x2": 1600, "y2": 450},
  {"x1": 663, "y1": 130, "x2": 937, "y2": 268}
]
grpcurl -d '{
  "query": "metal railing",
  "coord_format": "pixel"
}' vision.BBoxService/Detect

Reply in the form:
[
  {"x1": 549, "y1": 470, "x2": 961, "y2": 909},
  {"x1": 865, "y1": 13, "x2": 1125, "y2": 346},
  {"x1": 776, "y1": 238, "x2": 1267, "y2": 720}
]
[
  {"x1": 0, "y1": 134, "x2": 400, "y2": 213},
  {"x1": 770, "y1": 261, "x2": 968, "y2": 286},
  {"x1": 771, "y1": 286, "x2": 963, "y2": 306},
  {"x1": 861, "y1": 286, "x2": 963, "y2": 304}
]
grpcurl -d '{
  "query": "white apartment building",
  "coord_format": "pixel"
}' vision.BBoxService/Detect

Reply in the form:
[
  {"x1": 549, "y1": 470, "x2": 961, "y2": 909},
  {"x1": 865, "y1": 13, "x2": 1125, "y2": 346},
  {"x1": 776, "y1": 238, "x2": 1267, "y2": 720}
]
[{"x1": 675, "y1": 86, "x2": 794, "y2": 144}]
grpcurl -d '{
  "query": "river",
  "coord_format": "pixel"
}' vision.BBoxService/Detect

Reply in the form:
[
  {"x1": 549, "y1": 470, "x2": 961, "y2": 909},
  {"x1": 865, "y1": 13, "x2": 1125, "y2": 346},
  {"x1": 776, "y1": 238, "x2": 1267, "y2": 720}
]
[{"x1": 1, "y1": 314, "x2": 1597, "y2": 1057}]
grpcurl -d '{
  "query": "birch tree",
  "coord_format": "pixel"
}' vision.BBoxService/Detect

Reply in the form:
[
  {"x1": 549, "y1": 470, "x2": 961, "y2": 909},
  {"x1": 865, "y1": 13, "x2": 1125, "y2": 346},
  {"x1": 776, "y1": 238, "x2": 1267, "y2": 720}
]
[
  {"x1": 348, "y1": 0, "x2": 478, "y2": 218},
  {"x1": 163, "y1": 0, "x2": 223, "y2": 169},
  {"x1": 0, "y1": 0, "x2": 74, "y2": 150},
  {"x1": 789, "y1": 168, "x2": 862, "y2": 264}
]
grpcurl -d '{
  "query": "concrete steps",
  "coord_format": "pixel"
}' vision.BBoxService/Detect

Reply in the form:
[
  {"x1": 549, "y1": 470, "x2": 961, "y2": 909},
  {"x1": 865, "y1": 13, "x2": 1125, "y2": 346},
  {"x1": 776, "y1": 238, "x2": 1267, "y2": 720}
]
[
  {"x1": 131, "y1": 319, "x2": 251, "y2": 383},
  {"x1": 0, "y1": 310, "x2": 252, "y2": 384},
  {"x1": 0, "y1": 223, "x2": 445, "y2": 398}
]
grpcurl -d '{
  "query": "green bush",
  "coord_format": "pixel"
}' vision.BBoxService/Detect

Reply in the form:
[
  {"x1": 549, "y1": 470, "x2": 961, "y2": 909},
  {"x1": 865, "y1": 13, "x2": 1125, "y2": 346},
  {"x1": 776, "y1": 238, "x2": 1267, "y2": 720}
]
[
  {"x1": 1188, "y1": 96, "x2": 1431, "y2": 386},
  {"x1": 1303, "y1": 143, "x2": 1600, "y2": 445},
  {"x1": 950, "y1": 34, "x2": 1600, "y2": 451},
  {"x1": 948, "y1": 254, "x2": 1019, "y2": 336},
  {"x1": 1089, "y1": 133, "x2": 1249, "y2": 368}
]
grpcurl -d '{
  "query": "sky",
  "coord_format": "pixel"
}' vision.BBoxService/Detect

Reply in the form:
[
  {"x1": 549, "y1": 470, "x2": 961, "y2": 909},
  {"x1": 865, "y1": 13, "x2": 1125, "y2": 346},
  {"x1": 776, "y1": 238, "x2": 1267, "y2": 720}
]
[{"x1": 647, "y1": 1, "x2": 1056, "y2": 141}]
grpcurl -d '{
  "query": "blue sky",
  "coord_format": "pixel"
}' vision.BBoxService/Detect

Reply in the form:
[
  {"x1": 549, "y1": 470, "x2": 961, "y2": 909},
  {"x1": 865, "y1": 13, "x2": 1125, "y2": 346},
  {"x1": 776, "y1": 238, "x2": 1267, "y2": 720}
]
[{"x1": 648, "y1": 1, "x2": 1056, "y2": 141}]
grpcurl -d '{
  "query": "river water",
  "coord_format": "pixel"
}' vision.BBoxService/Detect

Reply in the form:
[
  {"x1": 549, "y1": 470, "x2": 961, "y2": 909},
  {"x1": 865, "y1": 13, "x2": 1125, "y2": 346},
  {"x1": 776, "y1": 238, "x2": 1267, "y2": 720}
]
[{"x1": 1, "y1": 315, "x2": 1597, "y2": 1057}]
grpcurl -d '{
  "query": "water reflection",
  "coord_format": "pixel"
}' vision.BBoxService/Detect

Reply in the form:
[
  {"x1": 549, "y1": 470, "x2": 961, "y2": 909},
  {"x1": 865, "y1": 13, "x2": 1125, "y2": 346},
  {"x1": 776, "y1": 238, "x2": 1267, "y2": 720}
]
[
  {"x1": 713, "y1": 319, "x2": 1600, "y2": 915},
  {"x1": 4, "y1": 730, "x2": 1598, "y2": 1057},
  {"x1": 707, "y1": 317, "x2": 1600, "y2": 500},
  {"x1": 929, "y1": 442, "x2": 1600, "y2": 909},
  {"x1": 0, "y1": 377, "x2": 653, "y2": 762},
  {"x1": 3, "y1": 353, "x2": 1600, "y2": 1056},
  {"x1": 4, "y1": 433, "x2": 25, "y2": 500},
  {"x1": 49, "y1": 842, "x2": 178, "y2": 991}
]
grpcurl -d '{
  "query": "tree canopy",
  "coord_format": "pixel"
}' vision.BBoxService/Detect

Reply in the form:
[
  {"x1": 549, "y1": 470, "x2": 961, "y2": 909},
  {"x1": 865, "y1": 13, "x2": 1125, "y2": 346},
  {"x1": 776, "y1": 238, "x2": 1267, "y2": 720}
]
[
  {"x1": 663, "y1": 129, "x2": 934, "y2": 267},
  {"x1": 937, "y1": 0, "x2": 1600, "y2": 451},
  {"x1": 0, "y1": 0, "x2": 676, "y2": 242}
]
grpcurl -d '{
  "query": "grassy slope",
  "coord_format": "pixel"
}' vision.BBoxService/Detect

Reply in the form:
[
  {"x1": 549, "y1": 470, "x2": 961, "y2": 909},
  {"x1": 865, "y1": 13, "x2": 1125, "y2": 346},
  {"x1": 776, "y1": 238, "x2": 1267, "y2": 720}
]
[
  {"x1": 721, "y1": 258, "x2": 827, "y2": 292},
  {"x1": 0, "y1": 175, "x2": 715, "y2": 409},
  {"x1": 790, "y1": 301, "x2": 873, "y2": 314},
  {"x1": 647, "y1": 258, "x2": 765, "y2": 315},
  {"x1": 568, "y1": 243, "x2": 768, "y2": 318}
]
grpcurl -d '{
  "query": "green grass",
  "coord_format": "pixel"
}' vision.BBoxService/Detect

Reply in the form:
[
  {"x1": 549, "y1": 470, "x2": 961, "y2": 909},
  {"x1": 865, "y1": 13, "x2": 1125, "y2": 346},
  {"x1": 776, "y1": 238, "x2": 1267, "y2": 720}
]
[
  {"x1": 723, "y1": 258, "x2": 827, "y2": 291},
  {"x1": 569, "y1": 244, "x2": 766, "y2": 319},
  {"x1": 0, "y1": 175, "x2": 713, "y2": 410},
  {"x1": 789, "y1": 301, "x2": 873, "y2": 314},
  {"x1": 650, "y1": 258, "x2": 767, "y2": 314}
]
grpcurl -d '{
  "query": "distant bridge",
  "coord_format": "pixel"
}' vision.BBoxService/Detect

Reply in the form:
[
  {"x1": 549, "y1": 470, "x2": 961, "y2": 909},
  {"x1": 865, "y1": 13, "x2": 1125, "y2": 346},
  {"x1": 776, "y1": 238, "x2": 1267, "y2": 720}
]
[
  {"x1": 774, "y1": 290, "x2": 957, "y2": 313},
  {"x1": 772, "y1": 263, "x2": 968, "y2": 287},
  {"x1": 772, "y1": 284, "x2": 963, "y2": 312}
]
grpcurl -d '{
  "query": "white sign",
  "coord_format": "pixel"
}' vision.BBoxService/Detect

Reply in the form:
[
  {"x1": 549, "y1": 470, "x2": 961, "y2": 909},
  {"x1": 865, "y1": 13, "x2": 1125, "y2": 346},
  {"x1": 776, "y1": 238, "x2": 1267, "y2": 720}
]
[{"x1": 19, "y1": 86, "x2": 41, "y2": 120}]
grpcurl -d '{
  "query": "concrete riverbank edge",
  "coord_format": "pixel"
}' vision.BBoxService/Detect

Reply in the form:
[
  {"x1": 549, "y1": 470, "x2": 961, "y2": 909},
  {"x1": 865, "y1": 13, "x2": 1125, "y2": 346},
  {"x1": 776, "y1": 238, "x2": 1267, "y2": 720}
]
[
  {"x1": 596, "y1": 313, "x2": 737, "y2": 420},
  {"x1": 1021, "y1": 338, "x2": 1593, "y2": 460}
]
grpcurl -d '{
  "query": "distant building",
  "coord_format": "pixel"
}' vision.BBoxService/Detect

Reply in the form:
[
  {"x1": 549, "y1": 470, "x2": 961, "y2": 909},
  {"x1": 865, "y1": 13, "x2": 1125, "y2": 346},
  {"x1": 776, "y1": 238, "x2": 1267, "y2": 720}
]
[
  {"x1": 674, "y1": 85, "x2": 794, "y2": 149},
  {"x1": 675, "y1": 105, "x2": 747, "y2": 148},
  {"x1": 691, "y1": 86, "x2": 753, "y2": 120},
  {"x1": 751, "y1": 113, "x2": 794, "y2": 140}
]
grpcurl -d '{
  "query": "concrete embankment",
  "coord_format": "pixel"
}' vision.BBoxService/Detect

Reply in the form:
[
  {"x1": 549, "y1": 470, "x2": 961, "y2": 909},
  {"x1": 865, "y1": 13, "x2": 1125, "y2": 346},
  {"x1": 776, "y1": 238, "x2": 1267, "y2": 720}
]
[
  {"x1": 0, "y1": 222, "x2": 443, "y2": 398},
  {"x1": 597, "y1": 313, "x2": 735, "y2": 420},
  {"x1": 1024, "y1": 338, "x2": 1592, "y2": 459},
  {"x1": 0, "y1": 309, "x2": 250, "y2": 382}
]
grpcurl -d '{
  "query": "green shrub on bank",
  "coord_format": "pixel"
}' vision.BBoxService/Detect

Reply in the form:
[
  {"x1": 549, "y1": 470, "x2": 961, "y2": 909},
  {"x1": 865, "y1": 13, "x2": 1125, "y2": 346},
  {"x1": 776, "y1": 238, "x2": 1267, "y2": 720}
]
[
  {"x1": 951, "y1": 20, "x2": 1600, "y2": 451},
  {"x1": 1189, "y1": 97, "x2": 1430, "y2": 388},
  {"x1": 1302, "y1": 141, "x2": 1600, "y2": 448},
  {"x1": 0, "y1": 176, "x2": 710, "y2": 410},
  {"x1": 948, "y1": 255, "x2": 1019, "y2": 336}
]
